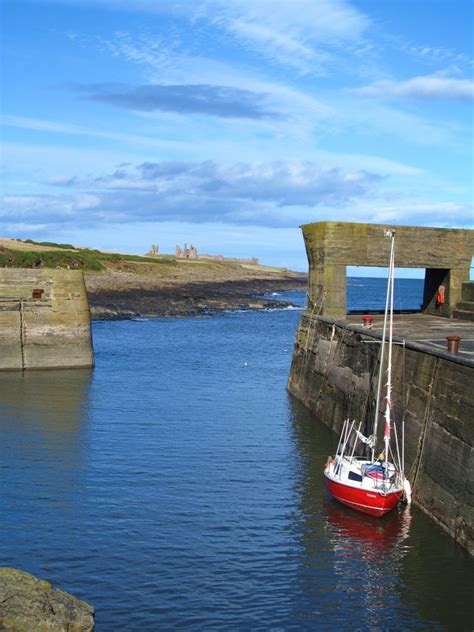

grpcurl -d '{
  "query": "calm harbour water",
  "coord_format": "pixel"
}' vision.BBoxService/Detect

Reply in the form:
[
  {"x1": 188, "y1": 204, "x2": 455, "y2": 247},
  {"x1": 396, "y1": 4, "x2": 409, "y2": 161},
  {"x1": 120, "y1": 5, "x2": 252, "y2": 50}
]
[{"x1": 0, "y1": 279, "x2": 473, "y2": 630}]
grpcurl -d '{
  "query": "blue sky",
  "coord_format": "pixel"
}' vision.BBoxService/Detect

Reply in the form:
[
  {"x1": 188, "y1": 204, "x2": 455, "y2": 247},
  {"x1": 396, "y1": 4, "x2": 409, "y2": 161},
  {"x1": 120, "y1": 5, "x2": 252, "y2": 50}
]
[{"x1": 1, "y1": 0, "x2": 473, "y2": 271}]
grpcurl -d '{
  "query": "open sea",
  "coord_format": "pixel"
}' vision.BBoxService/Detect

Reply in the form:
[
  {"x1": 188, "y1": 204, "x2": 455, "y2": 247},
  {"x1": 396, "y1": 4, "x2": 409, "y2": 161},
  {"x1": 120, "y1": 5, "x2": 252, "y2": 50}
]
[{"x1": 1, "y1": 278, "x2": 473, "y2": 630}]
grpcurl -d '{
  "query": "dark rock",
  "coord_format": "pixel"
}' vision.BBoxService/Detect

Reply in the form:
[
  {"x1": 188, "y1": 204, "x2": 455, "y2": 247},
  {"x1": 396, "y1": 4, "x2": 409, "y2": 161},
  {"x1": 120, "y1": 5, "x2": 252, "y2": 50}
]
[{"x1": 88, "y1": 278, "x2": 306, "y2": 320}]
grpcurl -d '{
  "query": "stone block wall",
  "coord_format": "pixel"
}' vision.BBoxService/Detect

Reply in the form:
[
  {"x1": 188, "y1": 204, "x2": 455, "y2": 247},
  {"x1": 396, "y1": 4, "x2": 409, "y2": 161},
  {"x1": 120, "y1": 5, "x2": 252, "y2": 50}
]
[
  {"x1": 0, "y1": 269, "x2": 94, "y2": 370},
  {"x1": 288, "y1": 313, "x2": 474, "y2": 554}
]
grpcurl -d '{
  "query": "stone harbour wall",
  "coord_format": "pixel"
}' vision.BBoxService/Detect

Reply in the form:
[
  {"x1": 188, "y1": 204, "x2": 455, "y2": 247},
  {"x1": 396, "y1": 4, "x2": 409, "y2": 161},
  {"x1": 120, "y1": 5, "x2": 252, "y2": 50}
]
[
  {"x1": 288, "y1": 313, "x2": 474, "y2": 555},
  {"x1": 0, "y1": 269, "x2": 94, "y2": 370}
]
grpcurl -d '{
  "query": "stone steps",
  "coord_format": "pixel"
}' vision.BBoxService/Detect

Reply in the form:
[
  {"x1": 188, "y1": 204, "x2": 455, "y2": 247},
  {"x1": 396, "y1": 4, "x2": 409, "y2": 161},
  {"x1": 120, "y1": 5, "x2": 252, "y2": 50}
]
[
  {"x1": 456, "y1": 300, "x2": 474, "y2": 311},
  {"x1": 453, "y1": 309, "x2": 474, "y2": 322},
  {"x1": 461, "y1": 281, "x2": 474, "y2": 302},
  {"x1": 453, "y1": 283, "x2": 474, "y2": 320}
]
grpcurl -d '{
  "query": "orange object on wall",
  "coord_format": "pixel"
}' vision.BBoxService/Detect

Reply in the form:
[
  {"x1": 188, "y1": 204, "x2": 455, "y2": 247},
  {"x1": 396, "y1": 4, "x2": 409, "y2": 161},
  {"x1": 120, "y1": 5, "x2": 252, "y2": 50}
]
[{"x1": 436, "y1": 286, "x2": 445, "y2": 306}]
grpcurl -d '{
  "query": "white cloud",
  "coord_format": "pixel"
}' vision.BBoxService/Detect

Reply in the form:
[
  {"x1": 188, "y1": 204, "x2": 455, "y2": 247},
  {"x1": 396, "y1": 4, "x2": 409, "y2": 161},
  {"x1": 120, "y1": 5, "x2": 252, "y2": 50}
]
[
  {"x1": 356, "y1": 74, "x2": 474, "y2": 101},
  {"x1": 1, "y1": 160, "x2": 383, "y2": 228}
]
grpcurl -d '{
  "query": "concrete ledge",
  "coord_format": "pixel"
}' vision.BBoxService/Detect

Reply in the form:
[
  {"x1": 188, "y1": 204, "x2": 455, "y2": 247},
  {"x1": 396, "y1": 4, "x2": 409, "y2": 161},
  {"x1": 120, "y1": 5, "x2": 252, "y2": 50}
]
[{"x1": 0, "y1": 269, "x2": 94, "y2": 371}]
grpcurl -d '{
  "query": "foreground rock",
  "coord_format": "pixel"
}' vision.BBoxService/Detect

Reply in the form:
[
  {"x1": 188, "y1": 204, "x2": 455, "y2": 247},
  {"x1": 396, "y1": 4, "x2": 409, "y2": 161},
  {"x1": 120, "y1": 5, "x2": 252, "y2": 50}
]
[{"x1": 0, "y1": 568, "x2": 94, "y2": 631}]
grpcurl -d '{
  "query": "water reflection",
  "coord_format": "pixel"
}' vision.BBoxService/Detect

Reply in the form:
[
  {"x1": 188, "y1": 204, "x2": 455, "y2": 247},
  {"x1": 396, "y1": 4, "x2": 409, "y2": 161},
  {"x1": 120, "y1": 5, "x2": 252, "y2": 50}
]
[
  {"x1": 325, "y1": 502, "x2": 412, "y2": 556},
  {"x1": 0, "y1": 369, "x2": 92, "y2": 431},
  {"x1": 288, "y1": 393, "x2": 474, "y2": 630},
  {"x1": 288, "y1": 395, "x2": 420, "y2": 627},
  {"x1": 0, "y1": 369, "x2": 93, "y2": 509}
]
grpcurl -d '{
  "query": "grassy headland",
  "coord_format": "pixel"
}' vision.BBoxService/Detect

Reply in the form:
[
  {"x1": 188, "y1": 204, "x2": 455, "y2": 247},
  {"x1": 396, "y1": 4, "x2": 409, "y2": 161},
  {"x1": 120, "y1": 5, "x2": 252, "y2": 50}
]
[{"x1": 0, "y1": 238, "x2": 307, "y2": 319}]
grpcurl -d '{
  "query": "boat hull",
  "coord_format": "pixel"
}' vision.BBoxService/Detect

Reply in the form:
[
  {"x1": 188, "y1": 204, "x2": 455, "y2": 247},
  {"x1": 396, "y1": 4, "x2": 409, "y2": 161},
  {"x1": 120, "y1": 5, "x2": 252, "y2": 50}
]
[{"x1": 324, "y1": 474, "x2": 403, "y2": 518}]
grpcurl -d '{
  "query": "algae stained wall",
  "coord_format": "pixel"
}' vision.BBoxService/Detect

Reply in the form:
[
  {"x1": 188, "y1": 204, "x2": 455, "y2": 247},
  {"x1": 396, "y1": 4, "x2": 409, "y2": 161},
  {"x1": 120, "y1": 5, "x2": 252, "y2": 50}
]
[
  {"x1": 0, "y1": 269, "x2": 94, "y2": 370},
  {"x1": 288, "y1": 314, "x2": 474, "y2": 555}
]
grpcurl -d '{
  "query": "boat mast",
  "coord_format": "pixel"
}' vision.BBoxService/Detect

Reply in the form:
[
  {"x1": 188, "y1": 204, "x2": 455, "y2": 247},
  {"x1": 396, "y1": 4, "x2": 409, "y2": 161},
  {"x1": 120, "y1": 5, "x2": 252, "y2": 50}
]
[
  {"x1": 371, "y1": 229, "x2": 395, "y2": 461},
  {"x1": 384, "y1": 230, "x2": 396, "y2": 463}
]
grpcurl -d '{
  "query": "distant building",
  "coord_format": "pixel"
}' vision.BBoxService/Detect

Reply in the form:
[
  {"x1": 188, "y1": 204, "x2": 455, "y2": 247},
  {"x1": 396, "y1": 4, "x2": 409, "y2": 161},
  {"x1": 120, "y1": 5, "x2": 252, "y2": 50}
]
[
  {"x1": 147, "y1": 243, "x2": 259, "y2": 266},
  {"x1": 146, "y1": 244, "x2": 159, "y2": 256}
]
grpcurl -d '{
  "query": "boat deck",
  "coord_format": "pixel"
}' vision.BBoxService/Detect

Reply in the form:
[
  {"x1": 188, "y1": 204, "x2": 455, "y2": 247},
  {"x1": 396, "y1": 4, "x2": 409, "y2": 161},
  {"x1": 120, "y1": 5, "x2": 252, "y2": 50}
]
[{"x1": 344, "y1": 313, "x2": 474, "y2": 362}]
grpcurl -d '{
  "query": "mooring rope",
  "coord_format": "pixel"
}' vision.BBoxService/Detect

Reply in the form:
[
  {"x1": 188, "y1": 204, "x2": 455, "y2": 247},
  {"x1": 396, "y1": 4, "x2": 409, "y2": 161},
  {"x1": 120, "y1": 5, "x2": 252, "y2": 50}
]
[
  {"x1": 407, "y1": 358, "x2": 439, "y2": 490},
  {"x1": 299, "y1": 290, "x2": 326, "y2": 381}
]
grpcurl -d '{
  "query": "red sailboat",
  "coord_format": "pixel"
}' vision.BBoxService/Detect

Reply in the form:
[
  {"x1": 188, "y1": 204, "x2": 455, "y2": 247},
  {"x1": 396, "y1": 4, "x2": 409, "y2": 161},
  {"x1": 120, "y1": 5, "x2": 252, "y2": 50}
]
[{"x1": 324, "y1": 229, "x2": 411, "y2": 517}]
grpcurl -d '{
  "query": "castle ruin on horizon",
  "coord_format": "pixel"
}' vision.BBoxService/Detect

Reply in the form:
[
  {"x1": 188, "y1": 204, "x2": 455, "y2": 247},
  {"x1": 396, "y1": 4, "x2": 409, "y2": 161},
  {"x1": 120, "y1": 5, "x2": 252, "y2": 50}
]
[{"x1": 146, "y1": 243, "x2": 259, "y2": 266}]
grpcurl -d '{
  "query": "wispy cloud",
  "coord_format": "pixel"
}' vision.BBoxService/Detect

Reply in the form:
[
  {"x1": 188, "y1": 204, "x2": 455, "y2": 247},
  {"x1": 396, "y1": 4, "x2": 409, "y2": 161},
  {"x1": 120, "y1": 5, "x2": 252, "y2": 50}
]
[
  {"x1": 370, "y1": 202, "x2": 473, "y2": 227},
  {"x1": 77, "y1": 0, "x2": 371, "y2": 75},
  {"x1": 2, "y1": 115, "x2": 88, "y2": 135},
  {"x1": 79, "y1": 83, "x2": 280, "y2": 119},
  {"x1": 356, "y1": 73, "x2": 474, "y2": 101},
  {"x1": 1, "y1": 114, "x2": 206, "y2": 159},
  {"x1": 398, "y1": 40, "x2": 474, "y2": 70},
  {"x1": 206, "y1": 0, "x2": 371, "y2": 75}
]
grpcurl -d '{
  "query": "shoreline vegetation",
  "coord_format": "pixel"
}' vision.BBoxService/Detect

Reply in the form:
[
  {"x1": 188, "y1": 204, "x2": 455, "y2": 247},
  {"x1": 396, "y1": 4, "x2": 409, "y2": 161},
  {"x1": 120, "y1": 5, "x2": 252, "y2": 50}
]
[{"x1": 0, "y1": 238, "x2": 307, "y2": 320}]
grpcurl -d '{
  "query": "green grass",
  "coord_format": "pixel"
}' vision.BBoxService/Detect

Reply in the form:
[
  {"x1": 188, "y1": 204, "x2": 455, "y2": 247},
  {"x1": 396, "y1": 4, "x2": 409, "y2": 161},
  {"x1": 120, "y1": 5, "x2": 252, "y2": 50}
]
[
  {"x1": 23, "y1": 239, "x2": 75, "y2": 249},
  {"x1": 0, "y1": 247, "x2": 177, "y2": 271}
]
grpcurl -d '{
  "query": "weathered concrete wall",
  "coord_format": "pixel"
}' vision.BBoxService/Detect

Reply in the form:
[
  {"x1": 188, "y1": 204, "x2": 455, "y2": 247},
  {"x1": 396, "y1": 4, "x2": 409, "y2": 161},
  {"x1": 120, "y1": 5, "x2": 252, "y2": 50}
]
[
  {"x1": 302, "y1": 222, "x2": 474, "y2": 319},
  {"x1": 288, "y1": 313, "x2": 474, "y2": 554},
  {"x1": 0, "y1": 269, "x2": 94, "y2": 370}
]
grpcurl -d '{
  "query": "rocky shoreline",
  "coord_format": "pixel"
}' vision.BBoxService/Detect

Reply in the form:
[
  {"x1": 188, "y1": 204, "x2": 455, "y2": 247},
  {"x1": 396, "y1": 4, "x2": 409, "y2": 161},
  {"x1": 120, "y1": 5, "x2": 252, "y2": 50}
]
[
  {"x1": 86, "y1": 277, "x2": 307, "y2": 320},
  {"x1": 0, "y1": 238, "x2": 308, "y2": 321}
]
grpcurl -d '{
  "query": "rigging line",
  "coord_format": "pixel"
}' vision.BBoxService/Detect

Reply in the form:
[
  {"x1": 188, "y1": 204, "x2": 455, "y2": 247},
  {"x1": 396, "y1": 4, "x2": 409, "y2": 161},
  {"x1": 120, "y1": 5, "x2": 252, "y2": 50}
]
[
  {"x1": 392, "y1": 418, "x2": 403, "y2": 473},
  {"x1": 349, "y1": 422, "x2": 363, "y2": 463},
  {"x1": 372, "y1": 233, "x2": 393, "y2": 460},
  {"x1": 401, "y1": 341, "x2": 407, "y2": 479},
  {"x1": 362, "y1": 335, "x2": 379, "y2": 445},
  {"x1": 384, "y1": 231, "x2": 396, "y2": 465},
  {"x1": 19, "y1": 299, "x2": 26, "y2": 371}
]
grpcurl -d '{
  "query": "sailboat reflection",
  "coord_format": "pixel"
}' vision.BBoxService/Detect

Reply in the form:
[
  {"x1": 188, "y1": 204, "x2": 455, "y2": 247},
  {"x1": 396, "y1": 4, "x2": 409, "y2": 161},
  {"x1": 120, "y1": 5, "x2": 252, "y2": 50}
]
[
  {"x1": 324, "y1": 502, "x2": 413, "y2": 620},
  {"x1": 324, "y1": 501, "x2": 412, "y2": 557}
]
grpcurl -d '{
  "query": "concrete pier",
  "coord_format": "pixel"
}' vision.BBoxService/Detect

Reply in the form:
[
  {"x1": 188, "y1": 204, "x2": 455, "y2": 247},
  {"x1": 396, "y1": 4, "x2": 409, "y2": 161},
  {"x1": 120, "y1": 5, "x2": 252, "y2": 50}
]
[
  {"x1": 0, "y1": 269, "x2": 94, "y2": 370},
  {"x1": 302, "y1": 221, "x2": 474, "y2": 319},
  {"x1": 289, "y1": 221, "x2": 474, "y2": 554}
]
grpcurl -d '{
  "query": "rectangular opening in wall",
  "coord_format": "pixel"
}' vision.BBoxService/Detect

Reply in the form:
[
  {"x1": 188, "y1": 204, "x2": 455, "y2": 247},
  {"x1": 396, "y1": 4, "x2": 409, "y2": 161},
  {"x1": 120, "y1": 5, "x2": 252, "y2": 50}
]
[{"x1": 347, "y1": 266, "x2": 424, "y2": 314}]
